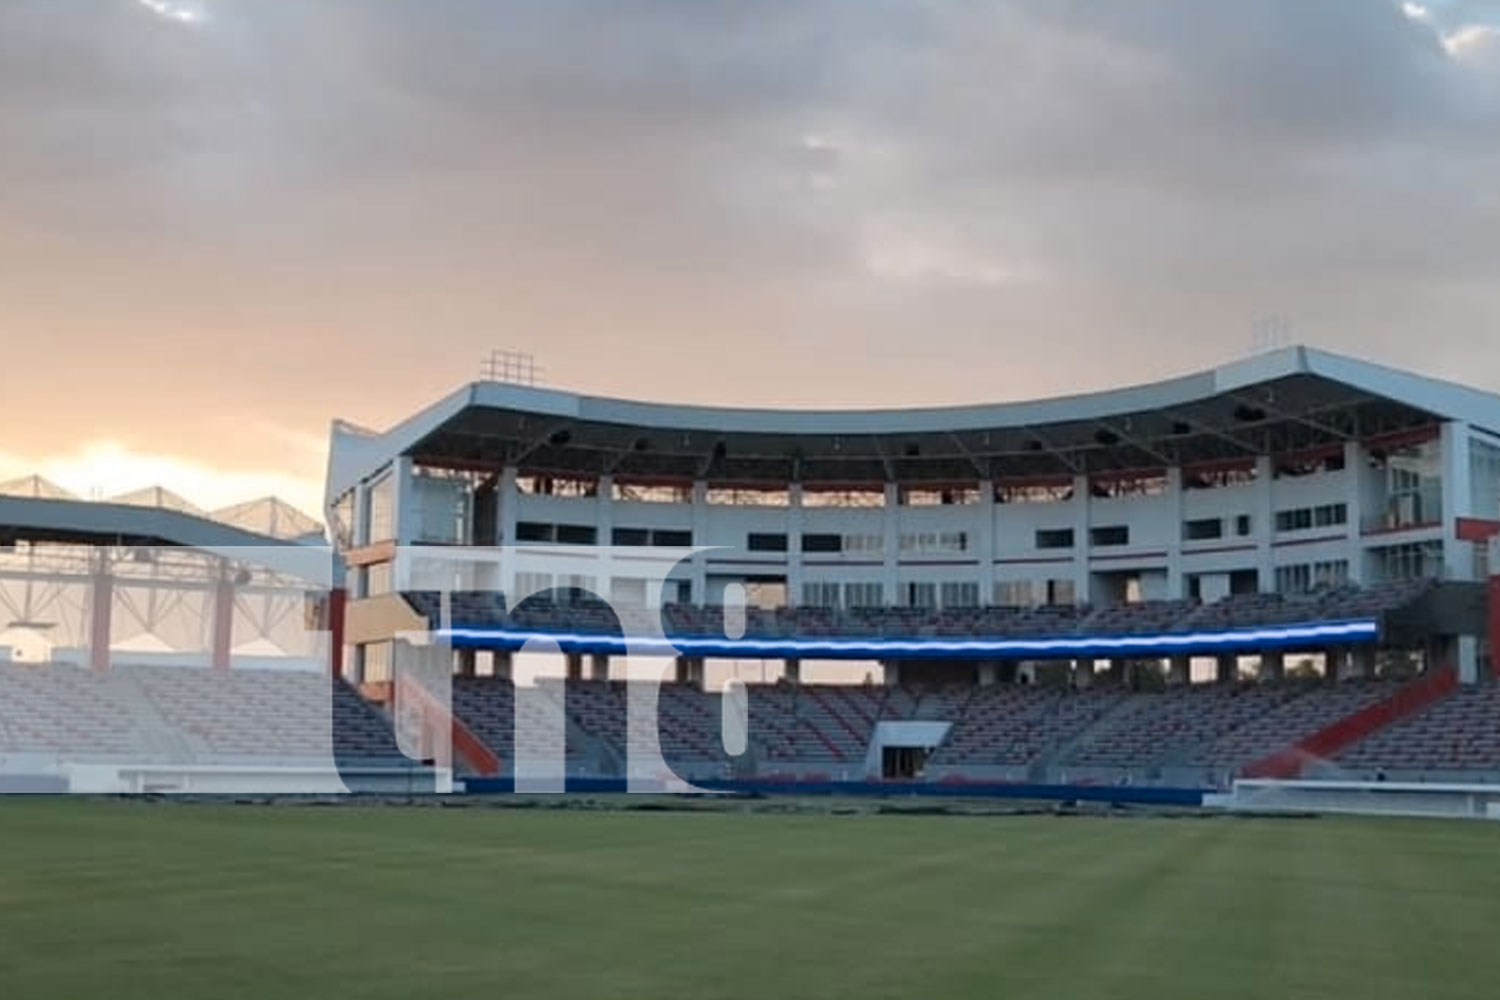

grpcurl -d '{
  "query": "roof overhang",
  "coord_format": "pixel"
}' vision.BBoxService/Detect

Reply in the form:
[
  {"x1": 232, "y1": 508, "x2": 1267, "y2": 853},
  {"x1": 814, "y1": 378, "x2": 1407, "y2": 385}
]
[
  {"x1": 0, "y1": 497, "x2": 331, "y2": 583},
  {"x1": 327, "y1": 345, "x2": 1500, "y2": 495}
]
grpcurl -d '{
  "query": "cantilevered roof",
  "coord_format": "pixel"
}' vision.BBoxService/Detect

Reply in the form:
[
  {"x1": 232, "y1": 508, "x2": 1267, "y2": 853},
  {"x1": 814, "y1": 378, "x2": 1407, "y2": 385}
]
[
  {"x1": 0, "y1": 496, "x2": 330, "y2": 583},
  {"x1": 327, "y1": 345, "x2": 1500, "y2": 497}
]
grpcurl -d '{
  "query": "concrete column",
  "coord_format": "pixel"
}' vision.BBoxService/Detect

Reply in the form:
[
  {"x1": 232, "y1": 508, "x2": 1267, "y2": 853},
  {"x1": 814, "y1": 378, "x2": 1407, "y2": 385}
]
[
  {"x1": 589, "y1": 653, "x2": 610, "y2": 681},
  {"x1": 674, "y1": 656, "x2": 704, "y2": 687},
  {"x1": 1104, "y1": 656, "x2": 1128, "y2": 689},
  {"x1": 1215, "y1": 654, "x2": 1237, "y2": 684},
  {"x1": 499, "y1": 466, "x2": 519, "y2": 595},
  {"x1": 1072, "y1": 474, "x2": 1091, "y2": 604},
  {"x1": 1350, "y1": 646, "x2": 1376, "y2": 679},
  {"x1": 492, "y1": 651, "x2": 514, "y2": 681},
  {"x1": 456, "y1": 648, "x2": 478, "y2": 677},
  {"x1": 1168, "y1": 655, "x2": 1191, "y2": 685},
  {"x1": 88, "y1": 549, "x2": 113, "y2": 673},
  {"x1": 1344, "y1": 441, "x2": 1365, "y2": 584},
  {"x1": 882, "y1": 484, "x2": 899, "y2": 606},
  {"x1": 1324, "y1": 647, "x2": 1348, "y2": 683},
  {"x1": 1441, "y1": 422, "x2": 1474, "y2": 581},
  {"x1": 785, "y1": 658, "x2": 802, "y2": 684},
  {"x1": 1075, "y1": 658, "x2": 1095, "y2": 688},
  {"x1": 978, "y1": 479, "x2": 997, "y2": 603},
  {"x1": 1489, "y1": 569, "x2": 1500, "y2": 680},
  {"x1": 1165, "y1": 467, "x2": 1184, "y2": 599},
  {"x1": 596, "y1": 475, "x2": 614, "y2": 597},
  {"x1": 1254, "y1": 455, "x2": 1274, "y2": 591},
  {"x1": 1457, "y1": 635, "x2": 1480, "y2": 685},
  {"x1": 787, "y1": 483, "x2": 805, "y2": 605},
  {"x1": 566, "y1": 652, "x2": 584, "y2": 680},
  {"x1": 211, "y1": 567, "x2": 235, "y2": 673},
  {"x1": 392, "y1": 455, "x2": 416, "y2": 544},
  {"x1": 1260, "y1": 650, "x2": 1286, "y2": 682},
  {"x1": 690, "y1": 481, "x2": 709, "y2": 605}
]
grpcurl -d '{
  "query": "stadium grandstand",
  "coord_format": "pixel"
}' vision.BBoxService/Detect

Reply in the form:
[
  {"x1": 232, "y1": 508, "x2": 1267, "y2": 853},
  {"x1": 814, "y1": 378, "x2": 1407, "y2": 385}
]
[
  {"x1": 4, "y1": 344, "x2": 1499, "y2": 795},
  {"x1": 0, "y1": 480, "x2": 412, "y2": 792},
  {"x1": 321, "y1": 344, "x2": 1500, "y2": 789}
]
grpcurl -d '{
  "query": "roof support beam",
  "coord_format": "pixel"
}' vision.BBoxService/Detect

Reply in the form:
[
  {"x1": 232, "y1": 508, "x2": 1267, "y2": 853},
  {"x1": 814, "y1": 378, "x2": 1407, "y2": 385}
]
[
  {"x1": 945, "y1": 432, "x2": 990, "y2": 480},
  {"x1": 509, "y1": 420, "x2": 575, "y2": 466},
  {"x1": 1228, "y1": 393, "x2": 1355, "y2": 441},
  {"x1": 871, "y1": 437, "x2": 896, "y2": 482},
  {"x1": 1158, "y1": 409, "x2": 1262, "y2": 458},
  {"x1": 1020, "y1": 428, "x2": 1081, "y2": 476},
  {"x1": 1092, "y1": 421, "x2": 1174, "y2": 467}
]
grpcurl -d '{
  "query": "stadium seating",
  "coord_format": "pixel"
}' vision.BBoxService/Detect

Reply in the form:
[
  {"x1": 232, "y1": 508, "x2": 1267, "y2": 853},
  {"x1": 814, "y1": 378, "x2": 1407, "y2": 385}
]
[
  {"x1": 1335, "y1": 682, "x2": 1500, "y2": 775},
  {"x1": 0, "y1": 661, "x2": 400, "y2": 762}
]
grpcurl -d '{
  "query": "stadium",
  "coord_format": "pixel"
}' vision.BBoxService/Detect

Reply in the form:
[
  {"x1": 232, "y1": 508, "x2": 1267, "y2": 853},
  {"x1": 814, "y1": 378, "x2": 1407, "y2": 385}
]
[
  {"x1": 4, "y1": 344, "x2": 1500, "y2": 997},
  {"x1": 10, "y1": 2, "x2": 1500, "y2": 994},
  {"x1": 3, "y1": 344, "x2": 1497, "y2": 803}
]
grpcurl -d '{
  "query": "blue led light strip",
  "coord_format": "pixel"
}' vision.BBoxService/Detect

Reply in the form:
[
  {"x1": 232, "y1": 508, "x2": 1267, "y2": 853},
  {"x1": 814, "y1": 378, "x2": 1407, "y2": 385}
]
[{"x1": 434, "y1": 619, "x2": 1379, "y2": 659}]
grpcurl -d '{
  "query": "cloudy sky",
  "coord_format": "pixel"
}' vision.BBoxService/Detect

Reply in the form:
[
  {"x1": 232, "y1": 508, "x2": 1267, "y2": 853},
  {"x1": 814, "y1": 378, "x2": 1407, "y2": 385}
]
[{"x1": 1, "y1": 0, "x2": 1497, "y2": 515}]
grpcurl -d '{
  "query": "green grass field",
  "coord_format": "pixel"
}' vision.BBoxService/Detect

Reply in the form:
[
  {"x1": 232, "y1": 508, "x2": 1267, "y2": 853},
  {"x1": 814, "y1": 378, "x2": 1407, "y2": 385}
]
[{"x1": 2, "y1": 799, "x2": 1498, "y2": 999}]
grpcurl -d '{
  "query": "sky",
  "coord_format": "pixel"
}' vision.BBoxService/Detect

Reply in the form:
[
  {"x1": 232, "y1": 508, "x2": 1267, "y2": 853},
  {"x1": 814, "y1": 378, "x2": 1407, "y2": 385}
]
[{"x1": 1, "y1": 0, "x2": 1498, "y2": 517}]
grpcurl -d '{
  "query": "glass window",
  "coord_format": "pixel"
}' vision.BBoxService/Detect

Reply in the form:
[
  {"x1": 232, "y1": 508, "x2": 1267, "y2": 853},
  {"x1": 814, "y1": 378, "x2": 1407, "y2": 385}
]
[
  {"x1": 1036, "y1": 528, "x2": 1074, "y2": 550},
  {"x1": 748, "y1": 532, "x2": 789, "y2": 553},
  {"x1": 367, "y1": 474, "x2": 395, "y2": 543},
  {"x1": 802, "y1": 582, "x2": 841, "y2": 607},
  {"x1": 940, "y1": 581, "x2": 980, "y2": 608}
]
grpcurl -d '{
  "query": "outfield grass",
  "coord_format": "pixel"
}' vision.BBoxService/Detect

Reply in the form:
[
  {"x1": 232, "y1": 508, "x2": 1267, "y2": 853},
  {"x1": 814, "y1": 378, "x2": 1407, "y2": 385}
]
[{"x1": 1, "y1": 799, "x2": 1498, "y2": 999}]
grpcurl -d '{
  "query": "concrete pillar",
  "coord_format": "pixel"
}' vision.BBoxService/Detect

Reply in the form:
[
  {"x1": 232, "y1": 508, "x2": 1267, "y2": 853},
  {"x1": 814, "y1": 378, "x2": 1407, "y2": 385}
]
[
  {"x1": 1072, "y1": 474, "x2": 1091, "y2": 604},
  {"x1": 498, "y1": 466, "x2": 518, "y2": 595},
  {"x1": 1165, "y1": 467, "x2": 1184, "y2": 599},
  {"x1": 566, "y1": 652, "x2": 584, "y2": 680},
  {"x1": 1324, "y1": 647, "x2": 1348, "y2": 683},
  {"x1": 674, "y1": 656, "x2": 704, "y2": 687},
  {"x1": 1168, "y1": 655, "x2": 1190, "y2": 685},
  {"x1": 1440, "y1": 422, "x2": 1473, "y2": 581},
  {"x1": 1215, "y1": 654, "x2": 1237, "y2": 685},
  {"x1": 785, "y1": 658, "x2": 802, "y2": 685},
  {"x1": 1106, "y1": 659, "x2": 1126, "y2": 686},
  {"x1": 1344, "y1": 441, "x2": 1365, "y2": 584},
  {"x1": 88, "y1": 550, "x2": 113, "y2": 673},
  {"x1": 211, "y1": 568, "x2": 235, "y2": 673},
  {"x1": 1254, "y1": 455, "x2": 1274, "y2": 590},
  {"x1": 456, "y1": 648, "x2": 478, "y2": 677},
  {"x1": 1075, "y1": 658, "x2": 1095, "y2": 688},
  {"x1": 1489, "y1": 571, "x2": 1500, "y2": 680},
  {"x1": 1260, "y1": 650, "x2": 1285, "y2": 682},
  {"x1": 1350, "y1": 646, "x2": 1376, "y2": 680},
  {"x1": 1457, "y1": 635, "x2": 1480, "y2": 685},
  {"x1": 881, "y1": 484, "x2": 899, "y2": 606},
  {"x1": 978, "y1": 479, "x2": 997, "y2": 603},
  {"x1": 589, "y1": 653, "x2": 610, "y2": 681},
  {"x1": 689, "y1": 481, "x2": 709, "y2": 604},
  {"x1": 492, "y1": 651, "x2": 514, "y2": 681},
  {"x1": 787, "y1": 483, "x2": 804, "y2": 605}
]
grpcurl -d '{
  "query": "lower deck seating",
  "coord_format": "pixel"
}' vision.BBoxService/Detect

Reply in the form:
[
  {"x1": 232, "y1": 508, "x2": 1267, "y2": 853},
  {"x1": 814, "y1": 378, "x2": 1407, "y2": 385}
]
[
  {"x1": 930, "y1": 686, "x2": 1119, "y2": 767},
  {"x1": 0, "y1": 662, "x2": 399, "y2": 761},
  {"x1": 1336, "y1": 683, "x2": 1500, "y2": 774}
]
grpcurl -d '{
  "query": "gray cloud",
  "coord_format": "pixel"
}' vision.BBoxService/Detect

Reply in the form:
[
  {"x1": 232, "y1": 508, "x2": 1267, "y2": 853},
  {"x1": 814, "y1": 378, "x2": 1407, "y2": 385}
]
[{"x1": 1, "y1": 0, "x2": 1497, "y2": 490}]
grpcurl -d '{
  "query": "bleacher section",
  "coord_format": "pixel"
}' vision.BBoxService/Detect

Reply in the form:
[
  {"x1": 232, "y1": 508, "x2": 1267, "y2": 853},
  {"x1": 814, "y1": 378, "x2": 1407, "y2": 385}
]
[
  {"x1": 5, "y1": 640, "x2": 1490, "y2": 789},
  {"x1": 1335, "y1": 682, "x2": 1500, "y2": 778},
  {"x1": 0, "y1": 662, "x2": 399, "y2": 763}
]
